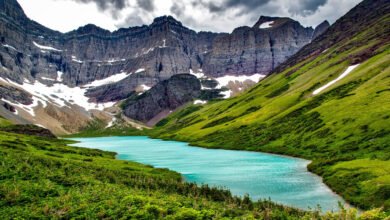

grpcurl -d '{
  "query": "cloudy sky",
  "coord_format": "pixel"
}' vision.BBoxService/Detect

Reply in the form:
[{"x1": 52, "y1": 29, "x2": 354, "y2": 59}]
[{"x1": 17, "y1": 0, "x2": 362, "y2": 33}]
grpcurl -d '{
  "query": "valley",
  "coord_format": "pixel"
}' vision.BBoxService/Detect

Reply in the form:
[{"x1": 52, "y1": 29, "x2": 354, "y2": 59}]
[
  {"x1": 150, "y1": 0, "x2": 390, "y2": 211},
  {"x1": 0, "y1": 0, "x2": 389, "y2": 218}
]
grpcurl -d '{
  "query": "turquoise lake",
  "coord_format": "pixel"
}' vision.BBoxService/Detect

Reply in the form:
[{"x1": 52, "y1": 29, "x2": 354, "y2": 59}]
[{"x1": 70, "y1": 136, "x2": 344, "y2": 211}]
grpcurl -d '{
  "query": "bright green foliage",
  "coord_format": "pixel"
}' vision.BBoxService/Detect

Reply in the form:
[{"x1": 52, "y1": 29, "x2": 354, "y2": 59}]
[{"x1": 150, "y1": 16, "x2": 390, "y2": 211}]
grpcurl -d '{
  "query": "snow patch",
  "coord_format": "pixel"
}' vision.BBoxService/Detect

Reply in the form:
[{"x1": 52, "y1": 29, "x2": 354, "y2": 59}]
[
  {"x1": 107, "y1": 58, "x2": 125, "y2": 63},
  {"x1": 220, "y1": 90, "x2": 232, "y2": 99},
  {"x1": 41, "y1": 77, "x2": 55, "y2": 81},
  {"x1": 71, "y1": 56, "x2": 83, "y2": 64},
  {"x1": 140, "y1": 84, "x2": 151, "y2": 91},
  {"x1": 143, "y1": 47, "x2": 155, "y2": 55},
  {"x1": 313, "y1": 64, "x2": 360, "y2": 95},
  {"x1": 1, "y1": 97, "x2": 39, "y2": 117},
  {"x1": 0, "y1": 77, "x2": 116, "y2": 114},
  {"x1": 159, "y1": 39, "x2": 167, "y2": 48},
  {"x1": 2, "y1": 44, "x2": 17, "y2": 51},
  {"x1": 57, "y1": 71, "x2": 63, "y2": 82},
  {"x1": 190, "y1": 69, "x2": 205, "y2": 79},
  {"x1": 193, "y1": 100, "x2": 207, "y2": 105},
  {"x1": 259, "y1": 21, "x2": 274, "y2": 29},
  {"x1": 35, "y1": 124, "x2": 46, "y2": 128},
  {"x1": 105, "y1": 117, "x2": 117, "y2": 128},
  {"x1": 84, "y1": 72, "x2": 131, "y2": 87},
  {"x1": 135, "y1": 68, "x2": 145, "y2": 73},
  {"x1": 214, "y1": 74, "x2": 266, "y2": 88},
  {"x1": 201, "y1": 85, "x2": 214, "y2": 90},
  {"x1": 33, "y1": 41, "x2": 62, "y2": 52}
]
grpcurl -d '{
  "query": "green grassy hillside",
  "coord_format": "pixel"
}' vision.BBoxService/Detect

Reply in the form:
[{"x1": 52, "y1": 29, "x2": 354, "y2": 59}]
[
  {"x1": 0, "y1": 118, "x2": 316, "y2": 219},
  {"x1": 151, "y1": 0, "x2": 390, "y2": 211}
]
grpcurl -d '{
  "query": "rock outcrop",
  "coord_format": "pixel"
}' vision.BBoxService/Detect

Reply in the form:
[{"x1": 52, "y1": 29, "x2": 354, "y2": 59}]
[
  {"x1": 312, "y1": 20, "x2": 330, "y2": 40},
  {"x1": 0, "y1": 84, "x2": 32, "y2": 105},
  {"x1": 0, "y1": 124, "x2": 56, "y2": 138},
  {"x1": 123, "y1": 74, "x2": 201, "y2": 124}
]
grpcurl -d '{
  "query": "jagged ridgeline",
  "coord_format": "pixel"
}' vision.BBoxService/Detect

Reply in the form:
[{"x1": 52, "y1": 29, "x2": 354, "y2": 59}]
[
  {"x1": 151, "y1": 0, "x2": 390, "y2": 211},
  {"x1": 0, "y1": 0, "x2": 329, "y2": 134}
]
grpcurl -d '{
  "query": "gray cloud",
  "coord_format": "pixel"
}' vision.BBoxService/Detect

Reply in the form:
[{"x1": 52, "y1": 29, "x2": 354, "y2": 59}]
[
  {"x1": 288, "y1": 0, "x2": 328, "y2": 16},
  {"x1": 70, "y1": 0, "x2": 127, "y2": 11},
  {"x1": 192, "y1": 0, "x2": 271, "y2": 14},
  {"x1": 115, "y1": 12, "x2": 144, "y2": 28},
  {"x1": 224, "y1": 0, "x2": 271, "y2": 10},
  {"x1": 170, "y1": 2, "x2": 185, "y2": 17},
  {"x1": 39, "y1": 0, "x2": 361, "y2": 33},
  {"x1": 136, "y1": 0, "x2": 154, "y2": 11},
  {"x1": 62, "y1": 0, "x2": 128, "y2": 19}
]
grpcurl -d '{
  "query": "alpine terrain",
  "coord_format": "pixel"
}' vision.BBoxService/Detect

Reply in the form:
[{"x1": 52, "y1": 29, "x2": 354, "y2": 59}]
[
  {"x1": 0, "y1": 0, "x2": 328, "y2": 133},
  {"x1": 152, "y1": 0, "x2": 390, "y2": 212},
  {"x1": 0, "y1": 0, "x2": 389, "y2": 219}
]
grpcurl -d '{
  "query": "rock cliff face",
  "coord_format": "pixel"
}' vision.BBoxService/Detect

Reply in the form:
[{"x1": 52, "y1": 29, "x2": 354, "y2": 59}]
[
  {"x1": 0, "y1": 0, "x2": 329, "y2": 133},
  {"x1": 123, "y1": 74, "x2": 201, "y2": 124},
  {"x1": 0, "y1": 0, "x2": 323, "y2": 88},
  {"x1": 312, "y1": 20, "x2": 330, "y2": 40},
  {"x1": 203, "y1": 16, "x2": 315, "y2": 77}
]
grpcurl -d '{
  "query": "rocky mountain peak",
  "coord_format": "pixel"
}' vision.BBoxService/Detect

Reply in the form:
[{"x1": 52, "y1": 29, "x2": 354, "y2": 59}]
[
  {"x1": 0, "y1": 0, "x2": 27, "y2": 23},
  {"x1": 253, "y1": 16, "x2": 295, "y2": 29},
  {"x1": 151, "y1": 15, "x2": 183, "y2": 27},
  {"x1": 67, "y1": 23, "x2": 111, "y2": 36},
  {"x1": 312, "y1": 20, "x2": 330, "y2": 40}
]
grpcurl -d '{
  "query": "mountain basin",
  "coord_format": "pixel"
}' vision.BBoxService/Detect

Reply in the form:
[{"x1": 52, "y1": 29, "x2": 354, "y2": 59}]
[{"x1": 69, "y1": 136, "x2": 345, "y2": 211}]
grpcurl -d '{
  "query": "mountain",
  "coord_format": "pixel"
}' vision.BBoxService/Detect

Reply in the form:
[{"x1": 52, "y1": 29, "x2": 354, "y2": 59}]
[
  {"x1": 151, "y1": 0, "x2": 390, "y2": 211},
  {"x1": 0, "y1": 0, "x2": 326, "y2": 134}
]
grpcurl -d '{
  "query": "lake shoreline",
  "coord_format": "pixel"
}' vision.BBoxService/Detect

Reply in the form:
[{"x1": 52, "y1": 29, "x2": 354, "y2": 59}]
[{"x1": 69, "y1": 135, "x2": 346, "y2": 211}]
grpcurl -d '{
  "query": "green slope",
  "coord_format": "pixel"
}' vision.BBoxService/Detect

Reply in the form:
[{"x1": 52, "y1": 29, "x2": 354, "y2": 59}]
[
  {"x1": 0, "y1": 118, "x2": 317, "y2": 219},
  {"x1": 151, "y1": 0, "x2": 390, "y2": 211}
]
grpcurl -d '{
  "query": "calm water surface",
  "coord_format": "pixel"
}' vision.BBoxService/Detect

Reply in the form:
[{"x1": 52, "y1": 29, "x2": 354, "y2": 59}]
[{"x1": 70, "y1": 136, "x2": 344, "y2": 211}]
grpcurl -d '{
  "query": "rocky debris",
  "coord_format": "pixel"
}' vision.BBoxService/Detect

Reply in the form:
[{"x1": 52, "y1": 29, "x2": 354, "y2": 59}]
[
  {"x1": 0, "y1": 124, "x2": 56, "y2": 138},
  {"x1": 123, "y1": 74, "x2": 201, "y2": 123},
  {"x1": 0, "y1": 85, "x2": 33, "y2": 105},
  {"x1": 3, "y1": 101, "x2": 15, "y2": 112},
  {"x1": 42, "y1": 104, "x2": 92, "y2": 134},
  {"x1": 200, "y1": 79, "x2": 219, "y2": 89},
  {"x1": 312, "y1": 20, "x2": 330, "y2": 40}
]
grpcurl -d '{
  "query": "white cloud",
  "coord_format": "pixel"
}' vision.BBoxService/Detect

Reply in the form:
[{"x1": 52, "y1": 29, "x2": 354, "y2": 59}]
[
  {"x1": 17, "y1": 0, "x2": 362, "y2": 33},
  {"x1": 18, "y1": 0, "x2": 118, "y2": 32}
]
